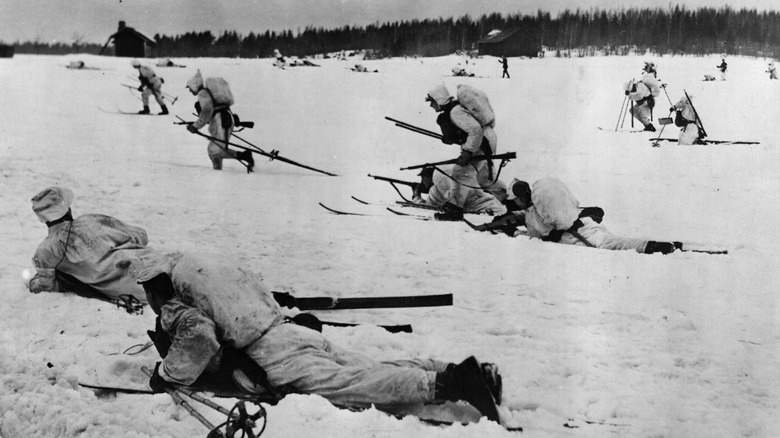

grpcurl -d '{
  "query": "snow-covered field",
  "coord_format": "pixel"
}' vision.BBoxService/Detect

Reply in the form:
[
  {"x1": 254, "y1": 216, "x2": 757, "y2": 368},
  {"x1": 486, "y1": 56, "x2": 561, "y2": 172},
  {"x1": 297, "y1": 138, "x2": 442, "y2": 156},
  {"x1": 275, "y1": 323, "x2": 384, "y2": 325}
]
[{"x1": 2, "y1": 51, "x2": 780, "y2": 437}]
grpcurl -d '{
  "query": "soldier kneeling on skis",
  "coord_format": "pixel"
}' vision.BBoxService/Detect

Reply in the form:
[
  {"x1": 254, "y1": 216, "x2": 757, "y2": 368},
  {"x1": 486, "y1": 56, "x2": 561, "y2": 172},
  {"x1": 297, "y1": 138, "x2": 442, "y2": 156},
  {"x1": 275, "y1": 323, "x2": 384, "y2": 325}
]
[
  {"x1": 487, "y1": 177, "x2": 681, "y2": 254},
  {"x1": 412, "y1": 167, "x2": 507, "y2": 217},
  {"x1": 670, "y1": 95, "x2": 705, "y2": 145},
  {"x1": 139, "y1": 251, "x2": 504, "y2": 422}
]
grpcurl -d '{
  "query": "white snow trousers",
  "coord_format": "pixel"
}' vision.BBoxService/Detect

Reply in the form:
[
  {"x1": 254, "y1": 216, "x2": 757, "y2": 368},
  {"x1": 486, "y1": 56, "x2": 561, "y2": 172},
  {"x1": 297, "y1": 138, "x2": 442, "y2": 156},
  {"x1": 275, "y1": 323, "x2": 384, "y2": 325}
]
[
  {"x1": 558, "y1": 217, "x2": 648, "y2": 252},
  {"x1": 245, "y1": 323, "x2": 445, "y2": 407}
]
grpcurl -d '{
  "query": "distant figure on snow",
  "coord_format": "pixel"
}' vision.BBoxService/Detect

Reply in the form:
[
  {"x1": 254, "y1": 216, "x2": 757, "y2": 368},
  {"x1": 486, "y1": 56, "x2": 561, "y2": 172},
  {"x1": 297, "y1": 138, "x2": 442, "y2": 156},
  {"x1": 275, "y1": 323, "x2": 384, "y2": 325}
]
[
  {"x1": 624, "y1": 63, "x2": 662, "y2": 132},
  {"x1": 487, "y1": 178, "x2": 682, "y2": 254},
  {"x1": 28, "y1": 186, "x2": 156, "y2": 303},
  {"x1": 670, "y1": 95, "x2": 705, "y2": 145},
  {"x1": 642, "y1": 61, "x2": 658, "y2": 78},
  {"x1": 424, "y1": 83, "x2": 507, "y2": 221},
  {"x1": 156, "y1": 58, "x2": 185, "y2": 68},
  {"x1": 131, "y1": 60, "x2": 168, "y2": 115},
  {"x1": 352, "y1": 64, "x2": 377, "y2": 73},
  {"x1": 66, "y1": 60, "x2": 85, "y2": 69},
  {"x1": 451, "y1": 65, "x2": 474, "y2": 77},
  {"x1": 767, "y1": 62, "x2": 778, "y2": 80},
  {"x1": 185, "y1": 70, "x2": 254, "y2": 172},
  {"x1": 411, "y1": 167, "x2": 506, "y2": 216},
  {"x1": 139, "y1": 251, "x2": 503, "y2": 421},
  {"x1": 499, "y1": 56, "x2": 509, "y2": 78},
  {"x1": 717, "y1": 58, "x2": 727, "y2": 81},
  {"x1": 273, "y1": 49, "x2": 286, "y2": 68}
]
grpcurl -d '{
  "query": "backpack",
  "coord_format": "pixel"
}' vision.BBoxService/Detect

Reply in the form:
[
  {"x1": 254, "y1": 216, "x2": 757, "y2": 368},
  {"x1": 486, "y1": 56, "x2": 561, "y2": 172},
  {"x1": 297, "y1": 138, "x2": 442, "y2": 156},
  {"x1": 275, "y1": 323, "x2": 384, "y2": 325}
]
[
  {"x1": 456, "y1": 84, "x2": 495, "y2": 127},
  {"x1": 204, "y1": 77, "x2": 234, "y2": 106}
]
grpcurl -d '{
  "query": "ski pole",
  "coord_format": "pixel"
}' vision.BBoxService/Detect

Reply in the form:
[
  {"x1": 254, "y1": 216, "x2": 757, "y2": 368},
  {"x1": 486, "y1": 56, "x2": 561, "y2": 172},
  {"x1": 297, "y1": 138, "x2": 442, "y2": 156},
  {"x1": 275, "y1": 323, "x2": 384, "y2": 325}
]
[
  {"x1": 385, "y1": 117, "x2": 443, "y2": 139},
  {"x1": 140, "y1": 366, "x2": 222, "y2": 436},
  {"x1": 615, "y1": 94, "x2": 628, "y2": 131},
  {"x1": 230, "y1": 132, "x2": 338, "y2": 176},
  {"x1": 176, "y1": 119, "x2": 338, "y2": 176}
]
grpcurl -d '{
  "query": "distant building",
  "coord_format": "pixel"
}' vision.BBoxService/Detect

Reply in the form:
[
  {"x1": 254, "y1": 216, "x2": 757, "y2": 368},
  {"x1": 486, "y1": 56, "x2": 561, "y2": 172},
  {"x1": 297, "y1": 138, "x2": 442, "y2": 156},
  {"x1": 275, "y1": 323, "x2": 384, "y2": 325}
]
[
  {"x1": 100, "y1": 21, "x2": 156, "y2": 58},
  {"x1": 0, "y1": 44, "x2": 13, "y2": 58},
  {"x1": 477, "y1": 28, "x2": 540, "y2": 58}
]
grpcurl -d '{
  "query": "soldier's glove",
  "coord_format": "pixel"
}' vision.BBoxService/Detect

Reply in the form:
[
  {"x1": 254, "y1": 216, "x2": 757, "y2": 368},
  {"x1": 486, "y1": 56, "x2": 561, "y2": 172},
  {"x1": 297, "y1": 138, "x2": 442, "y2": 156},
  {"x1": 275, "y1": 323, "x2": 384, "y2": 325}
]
[
  {"x1": 455, "y1": 150, "x2": 473, "y2": 167},
  {"x1": 624, "y1": 90, "x2": 629, "y2": 95},
  {"x1": 186, "y1": 123, "x2": 198, "y2": 134},
  {"x1": 137, "y1": 85, "x2": 144, "y2": 92},
  {"x1": 148, "y1": 362, "x2": 168, "y2": 393}
]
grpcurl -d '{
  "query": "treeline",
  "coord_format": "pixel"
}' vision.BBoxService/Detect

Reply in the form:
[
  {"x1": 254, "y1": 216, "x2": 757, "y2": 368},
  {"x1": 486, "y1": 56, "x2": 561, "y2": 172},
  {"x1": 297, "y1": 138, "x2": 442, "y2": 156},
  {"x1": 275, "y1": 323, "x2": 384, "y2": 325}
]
[{"x1": 10, "y1": 6, "x2": 780, "y2": 58}]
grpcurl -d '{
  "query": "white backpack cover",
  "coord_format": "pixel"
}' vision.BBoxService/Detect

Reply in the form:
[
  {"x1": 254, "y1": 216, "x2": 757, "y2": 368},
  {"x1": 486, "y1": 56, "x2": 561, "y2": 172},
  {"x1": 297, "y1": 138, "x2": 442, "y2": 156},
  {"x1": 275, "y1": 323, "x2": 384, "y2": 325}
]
[
  {"x1": 204, "y1": 77, "x2": 234, "y2": 106},
  {"x1": 456, "y1": 84, "x2": 495, "y2": 127},
  {"x1": 531, "y1": 177, "x2": 580, "y2": 230}
]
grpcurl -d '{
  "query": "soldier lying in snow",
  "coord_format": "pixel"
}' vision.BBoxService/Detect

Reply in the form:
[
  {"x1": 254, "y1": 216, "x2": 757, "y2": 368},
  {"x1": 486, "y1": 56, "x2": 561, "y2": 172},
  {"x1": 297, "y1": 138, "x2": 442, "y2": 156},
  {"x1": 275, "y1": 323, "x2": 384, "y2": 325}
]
[
  {"x1": 29, "y1": 187, "x2": 156, "y2": 302},
  {"x1": 487, "y1": 177, "x2": 680, "y2": 254}
]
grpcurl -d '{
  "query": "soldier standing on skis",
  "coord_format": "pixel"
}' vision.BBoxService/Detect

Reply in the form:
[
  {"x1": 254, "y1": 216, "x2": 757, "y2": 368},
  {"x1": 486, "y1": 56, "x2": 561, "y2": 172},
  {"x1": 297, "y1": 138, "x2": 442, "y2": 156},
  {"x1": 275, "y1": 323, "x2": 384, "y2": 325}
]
[
  {"x1": 624, "y1": 64, "x2": 662, "y2": 132},
  {"x1": 131, "y1": 60, "x2": 168, "y2": 115},
  {"x1": 670, "y1": 95, "x2": 704, "y2": 145},
  {"x1": 425, "y1": 83, "x2": 506, "y2": 220},
  {"x1": 185, "y1": 70, "x2": 254, "y2": 172},
  {"x1": 138, "y1": 251, "x2": 503, "y2": 421},
  {"x1": 487, "y1": 177, "x2": 681, "y2": 254},
  {"x1": 28, "y1": 186, "x2": 156, "y2": 303}
]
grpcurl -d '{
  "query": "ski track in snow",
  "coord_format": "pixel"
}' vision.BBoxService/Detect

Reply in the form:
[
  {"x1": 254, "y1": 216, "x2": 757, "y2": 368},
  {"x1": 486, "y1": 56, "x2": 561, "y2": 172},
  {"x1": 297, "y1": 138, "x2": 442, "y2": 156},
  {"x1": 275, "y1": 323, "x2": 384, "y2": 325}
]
[{"x1": 1, "y1": 53, "x2": 780, "y2": 438}]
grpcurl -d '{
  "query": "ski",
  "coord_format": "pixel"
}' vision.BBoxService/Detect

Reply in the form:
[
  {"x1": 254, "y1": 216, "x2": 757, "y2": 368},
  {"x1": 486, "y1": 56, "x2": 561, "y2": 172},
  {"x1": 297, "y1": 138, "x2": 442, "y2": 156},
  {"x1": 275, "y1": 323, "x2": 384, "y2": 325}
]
[
  {"x1": 79, "y1": 380, "x2": 522, "y2": 432},
  {"x1": 320, "y1": 202, "x2": 431, "y2": 221},
  {"x1": 597, "y1": 126, "x2": 646, "y2": 133},
  {"x1": 318, "y1": 203, "x2": 369, "y2": 216},
  {"x1": 98, "y1": 106, "x2": 166, "y2": 116},
  {"x1": 386, "y1": 207, "x2": 433, "y2": 220},
  {"x1": 271, "y1": 291, "x2": 453, "y2": 310},
  {"x1": 649, "y1": 138, "x2": 759, "y2": 145}
]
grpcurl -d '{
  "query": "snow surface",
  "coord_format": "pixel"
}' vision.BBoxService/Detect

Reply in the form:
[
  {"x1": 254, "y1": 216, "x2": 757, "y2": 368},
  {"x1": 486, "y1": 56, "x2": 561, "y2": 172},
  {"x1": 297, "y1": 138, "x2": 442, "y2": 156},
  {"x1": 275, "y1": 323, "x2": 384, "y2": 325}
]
[{"x1": 1, "y1": 52, "x2": 780, "y2": 438}]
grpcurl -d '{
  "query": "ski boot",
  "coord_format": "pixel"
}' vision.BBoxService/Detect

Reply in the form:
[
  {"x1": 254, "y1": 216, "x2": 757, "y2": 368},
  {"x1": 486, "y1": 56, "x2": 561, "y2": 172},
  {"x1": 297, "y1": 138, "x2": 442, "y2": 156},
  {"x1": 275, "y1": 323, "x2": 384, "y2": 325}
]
[
  {"x1": 644, "y1": 241, "x2": 677, "y2": 254},
  {"x1": 237, "y1": 150, "x2": 255, "y2": 173},
  {"x1": 159, "y1": 105, "x2": 169, "y2": 115},
  {"x1": 435, "y1": 356, "x2": 500, "y2": 421},
  {"x1": 643, "y1": 123, "x2": 656, "y2": 132},
  {"x1": 138, "y1": 106, "x2": 150, "y2": 115},
  {"x1": 434, "y1": 203, "x2": 464, "y2": 221},
  {"x1": 480, "y1": 362, "x2": 503, "y2": 405}
]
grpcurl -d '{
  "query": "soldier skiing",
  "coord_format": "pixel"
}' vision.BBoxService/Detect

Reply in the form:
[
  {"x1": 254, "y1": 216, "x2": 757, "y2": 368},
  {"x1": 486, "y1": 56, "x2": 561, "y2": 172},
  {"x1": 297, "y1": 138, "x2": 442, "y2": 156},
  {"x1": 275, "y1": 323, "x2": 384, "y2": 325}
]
[
  {"x1": 184, "y1": 70, "x2": 254, "y2": 172},
  {"x1": 131, "y1": 60, "x2": 168, "y2": 115}
]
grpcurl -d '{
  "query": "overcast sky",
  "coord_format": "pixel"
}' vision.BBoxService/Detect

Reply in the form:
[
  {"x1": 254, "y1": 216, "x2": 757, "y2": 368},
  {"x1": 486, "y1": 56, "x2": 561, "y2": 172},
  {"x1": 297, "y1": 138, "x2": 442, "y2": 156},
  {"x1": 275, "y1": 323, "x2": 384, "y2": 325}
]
[{"x1": 2, "y1": 0, "x2": 778, "y2": 44}]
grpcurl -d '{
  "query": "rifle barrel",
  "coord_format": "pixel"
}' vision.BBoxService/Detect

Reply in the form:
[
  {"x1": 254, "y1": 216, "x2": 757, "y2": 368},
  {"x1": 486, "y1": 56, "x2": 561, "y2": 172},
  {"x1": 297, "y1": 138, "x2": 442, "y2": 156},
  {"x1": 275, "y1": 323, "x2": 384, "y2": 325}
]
[{"x1": 400, "y1": 152, "x2": 516, "y2": 171}]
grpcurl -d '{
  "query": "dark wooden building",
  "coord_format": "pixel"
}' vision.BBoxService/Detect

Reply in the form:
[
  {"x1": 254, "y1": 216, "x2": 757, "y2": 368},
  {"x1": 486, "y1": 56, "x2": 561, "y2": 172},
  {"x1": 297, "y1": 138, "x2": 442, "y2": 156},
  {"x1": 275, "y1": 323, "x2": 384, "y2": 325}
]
[
  {"x1": 0, "y1": 44, "x2": 14, "y2": 58},
  {"x1": 477, "y1": 28, "x2": 540, "y2": 58},
  {"x1": 101, "y1": 21, "x2": 156, "y2": 57}
]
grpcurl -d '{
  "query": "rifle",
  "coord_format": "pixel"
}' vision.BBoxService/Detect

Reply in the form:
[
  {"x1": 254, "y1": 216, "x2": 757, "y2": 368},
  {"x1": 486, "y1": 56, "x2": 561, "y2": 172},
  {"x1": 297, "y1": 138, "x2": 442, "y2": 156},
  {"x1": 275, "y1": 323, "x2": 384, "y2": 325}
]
[
  {"x1": 684, "y1": 89, "x2": 708, "y2": 138},
  {"x1": 400, "y1": 152, "x2": 516, "y2": 171},
  {"x1": 272, "y1": 291, "x2": 453, "y2": 310},
  {"x1": 367, "y1": 174, "x2": 417, "y2": 187}
]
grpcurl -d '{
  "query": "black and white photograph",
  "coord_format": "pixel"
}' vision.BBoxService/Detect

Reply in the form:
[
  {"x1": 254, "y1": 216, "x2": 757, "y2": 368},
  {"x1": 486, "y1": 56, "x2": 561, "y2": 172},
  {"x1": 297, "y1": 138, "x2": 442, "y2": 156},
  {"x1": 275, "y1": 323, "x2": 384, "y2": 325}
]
[{"x1": 1, "y1": 0, "x2": 779, "y2": 436}]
